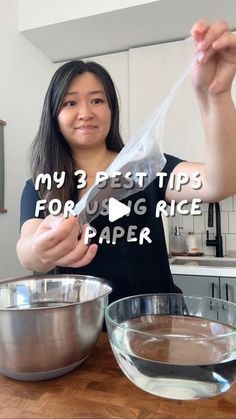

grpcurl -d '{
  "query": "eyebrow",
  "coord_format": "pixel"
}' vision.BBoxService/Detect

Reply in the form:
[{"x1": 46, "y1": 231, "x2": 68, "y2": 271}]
[{"x1": 64, "y1": 90, "x2": 106, "y2": 96}]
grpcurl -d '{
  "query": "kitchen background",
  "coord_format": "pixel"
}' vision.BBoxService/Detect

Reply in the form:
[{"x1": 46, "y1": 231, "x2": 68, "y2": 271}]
[
  {"x1": 0, "y1": 0, "x2": 236, "y2": 277},
  {"x1": 169, "y1": 198, "x2": 236, "y2": 257}
]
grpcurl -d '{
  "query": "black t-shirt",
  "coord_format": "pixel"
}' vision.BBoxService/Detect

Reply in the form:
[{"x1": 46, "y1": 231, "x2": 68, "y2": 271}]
[{"x1": 20, "y1": 154, "x2": 182, "y2": 303}]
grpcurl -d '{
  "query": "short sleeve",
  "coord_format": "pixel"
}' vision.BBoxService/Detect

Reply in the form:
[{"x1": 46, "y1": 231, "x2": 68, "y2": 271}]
[
  {"x1": 20, "y1": 179, "x2": 44, "y2": 229},
  {"x1": 159, "y1": 153, "x2": 184, "y2": 200}
]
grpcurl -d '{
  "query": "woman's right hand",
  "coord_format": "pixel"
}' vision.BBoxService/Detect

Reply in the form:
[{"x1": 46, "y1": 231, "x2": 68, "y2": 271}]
[
  {"x1": 32, "y1": 215, "x2": 98, "y2": 268},
  {"x1": 17, "y1": 214, "x2": 98, "y2": 273}
]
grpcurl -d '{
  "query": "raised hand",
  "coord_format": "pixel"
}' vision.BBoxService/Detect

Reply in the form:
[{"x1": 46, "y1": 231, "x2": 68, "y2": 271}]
[{"x1": 191, "y1": 20, "x2": 236, "y2": 95}]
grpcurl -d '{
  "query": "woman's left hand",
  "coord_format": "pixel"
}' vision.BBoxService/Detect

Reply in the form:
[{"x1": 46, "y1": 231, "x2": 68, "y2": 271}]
[{"x1": 190, "y1": 20, "x2": 236, "y2": 95}]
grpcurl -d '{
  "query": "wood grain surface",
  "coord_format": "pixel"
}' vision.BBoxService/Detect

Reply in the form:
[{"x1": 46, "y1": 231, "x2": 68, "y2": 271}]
[{"x1": 0, "y1": 332, "x2": 236, "y2": 418}]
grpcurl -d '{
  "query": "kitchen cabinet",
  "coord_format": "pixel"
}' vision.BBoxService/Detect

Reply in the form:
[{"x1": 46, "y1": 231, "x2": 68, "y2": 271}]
[
  {"x1": 86, "y1": 39, "x2": 206, "y2": 160},
  {"x1": 173, "y1": 274, "x2": 219, "y2": 319},
  {"x1": 92, "y1": 34, "x2": 236, "y2": 159},
  {"x1": 129, "y1": 40, "x2": 205, "y2": 161},
  {"x1": 173, "y1": 274, "x2": 236, "y2": 303},
  {"x1": 86, "y1": 37, "x2": 236, "y2": 161},
  {"x1": 220, "y1": 277, "x2": 236, "y2": 303},
  {"x1": 173, "y1": 274, "x2": 219, "y2": 298}
]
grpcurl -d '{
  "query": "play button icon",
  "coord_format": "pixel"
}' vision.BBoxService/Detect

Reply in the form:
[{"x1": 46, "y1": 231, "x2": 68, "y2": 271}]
[{"x1": 108, "y1": 198, "x2": 130, "y2": 222}]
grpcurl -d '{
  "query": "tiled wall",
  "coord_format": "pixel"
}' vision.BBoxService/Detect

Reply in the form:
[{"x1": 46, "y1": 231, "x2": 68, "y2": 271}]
[{"x1": 169, "y1": 195, "x2": 236, "y2": 256}]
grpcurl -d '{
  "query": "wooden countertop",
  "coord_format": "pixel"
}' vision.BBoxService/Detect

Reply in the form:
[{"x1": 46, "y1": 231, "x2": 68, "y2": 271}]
[{"x1": 0, "y1": 333, "x2": 236, "y2": 418}]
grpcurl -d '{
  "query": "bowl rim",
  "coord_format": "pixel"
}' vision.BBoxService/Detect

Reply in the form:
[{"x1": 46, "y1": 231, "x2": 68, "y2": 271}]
[
  {"x1": 105, "y1": 292, "x2": 236, "y2": 341},
  {"x1": 0, "y1": 274, "x2": 112, "y2": 311}
]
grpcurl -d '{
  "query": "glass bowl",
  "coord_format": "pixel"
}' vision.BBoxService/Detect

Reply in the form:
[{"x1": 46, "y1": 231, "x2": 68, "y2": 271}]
[{"x1": 105, "y1": 293, "x2": 236, "y2": 400}]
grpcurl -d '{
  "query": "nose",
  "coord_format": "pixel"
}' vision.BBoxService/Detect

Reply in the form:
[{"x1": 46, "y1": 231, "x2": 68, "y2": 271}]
[{"x1": 77, "y1": 102, "x2": 93, "y2": 120}]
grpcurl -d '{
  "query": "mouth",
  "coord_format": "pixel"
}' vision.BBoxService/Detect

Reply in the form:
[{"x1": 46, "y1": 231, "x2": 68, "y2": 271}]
[{"x1": 75, "y1": 125, "x2": 97, "y2": 132}]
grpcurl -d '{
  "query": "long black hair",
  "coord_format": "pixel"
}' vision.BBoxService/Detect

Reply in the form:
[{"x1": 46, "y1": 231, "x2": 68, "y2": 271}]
[{"x1": 30, "y1": 60, "x2": 124, "y2": 206}]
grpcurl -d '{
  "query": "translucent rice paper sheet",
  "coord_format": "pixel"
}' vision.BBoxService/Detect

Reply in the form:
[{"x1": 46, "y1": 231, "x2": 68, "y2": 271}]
[{"x1": 75, "y1": 43, "x2": 197, "y2": 227}]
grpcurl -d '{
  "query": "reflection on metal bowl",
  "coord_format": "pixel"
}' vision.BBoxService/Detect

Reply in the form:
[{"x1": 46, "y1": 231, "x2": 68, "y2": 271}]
[{"x1": 0, "y1": 274, "x2": 112, "y2": 381}]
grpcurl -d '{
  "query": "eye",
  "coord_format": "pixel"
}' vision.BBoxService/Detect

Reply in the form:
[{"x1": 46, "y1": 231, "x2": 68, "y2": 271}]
[
  {"x1": 63, "y1": 100, "x2": 77, "y2": 107},
  {"x1": 91, "y1": 98, "x2": 105, "y2": 104}
]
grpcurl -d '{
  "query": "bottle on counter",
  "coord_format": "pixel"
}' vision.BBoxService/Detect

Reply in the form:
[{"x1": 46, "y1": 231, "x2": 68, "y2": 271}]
[
  {"x1": 170, "y1": 226, "x2": 186, "y2": 256},
  {"x1": 187, "y1": 231, "x2": 198, "y2": 254}
]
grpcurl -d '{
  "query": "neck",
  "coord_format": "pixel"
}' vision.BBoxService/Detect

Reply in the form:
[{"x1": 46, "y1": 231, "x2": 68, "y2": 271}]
[
  {"x1": 73, "y1": 144, "x2": 117, "y2": 178},
  {"x1": 73, "y1": 145, "x2": 118, "y2": 198}
]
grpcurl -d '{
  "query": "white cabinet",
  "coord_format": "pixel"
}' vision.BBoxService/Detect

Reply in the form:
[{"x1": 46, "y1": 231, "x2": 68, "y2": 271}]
[
  {"x1": 173, "y1": 274, "x2": 236, "y2": 304},
  {"x1": 82, "y1": 38, "x2": 236, "y2": 161},
  {"x1": 129, "y1": 40, "x2": 205, "y2": 161},
  {"x1": 75, "y1": 33, "x2": 236, "y2": 160}
]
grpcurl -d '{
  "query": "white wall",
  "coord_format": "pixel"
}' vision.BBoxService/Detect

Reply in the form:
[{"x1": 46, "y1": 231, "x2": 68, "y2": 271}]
[{"x1": 0, "y1": 0, "x2": 55, "y2": 278}]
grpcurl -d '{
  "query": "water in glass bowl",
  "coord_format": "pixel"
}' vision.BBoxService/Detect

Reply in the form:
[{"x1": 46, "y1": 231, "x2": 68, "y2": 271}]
[{"x1": 110, "y1": 315, "x2": 236, "y2": 400}]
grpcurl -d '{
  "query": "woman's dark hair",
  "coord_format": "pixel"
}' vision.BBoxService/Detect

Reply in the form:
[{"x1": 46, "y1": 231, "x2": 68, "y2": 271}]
[{"x1": 30, "y1": 60, "x2": 124, "y2": 207}]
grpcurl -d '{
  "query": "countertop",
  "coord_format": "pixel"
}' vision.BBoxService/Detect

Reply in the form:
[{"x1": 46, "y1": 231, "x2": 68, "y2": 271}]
[
  {"x1": 170, "y1": 256, "x2": 236, "y2": 277},
  {"x1": 1, "y1": 333, "x2": 236, "y2": 418}
]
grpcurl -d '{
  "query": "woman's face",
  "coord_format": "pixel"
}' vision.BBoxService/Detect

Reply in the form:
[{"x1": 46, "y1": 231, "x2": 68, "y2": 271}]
[{"x1": 57, "y1": 72, "x2": 111, "y2": 151}]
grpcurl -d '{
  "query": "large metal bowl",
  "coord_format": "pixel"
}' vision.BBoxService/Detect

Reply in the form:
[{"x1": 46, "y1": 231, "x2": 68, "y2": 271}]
[{"x1": 0, "y1": 274, "x2": 112, "y2": 381}]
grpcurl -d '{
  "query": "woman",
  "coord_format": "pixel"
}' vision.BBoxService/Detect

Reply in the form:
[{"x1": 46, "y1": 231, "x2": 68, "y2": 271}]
[{"x1": 17, "y1": 20, "x2": 236, "y2": 302}]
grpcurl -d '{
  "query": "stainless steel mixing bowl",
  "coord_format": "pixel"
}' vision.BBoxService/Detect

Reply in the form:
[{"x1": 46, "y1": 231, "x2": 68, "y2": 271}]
[{"x1": 0, "y1": 274, "x2": 112, "y2": 380}]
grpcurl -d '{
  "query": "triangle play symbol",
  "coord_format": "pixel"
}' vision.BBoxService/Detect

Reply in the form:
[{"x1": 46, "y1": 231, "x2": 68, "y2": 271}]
[{"x1": 108, "y1": 198, "x2": 131, "y2": 222}]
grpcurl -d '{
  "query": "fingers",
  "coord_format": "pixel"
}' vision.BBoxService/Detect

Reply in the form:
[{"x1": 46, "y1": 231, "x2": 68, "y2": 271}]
[
  {"x1": 36, "y1": 214, "x2": 65, "y2": 234},
  {"x1": 32, "y1": 215, "x2": 97, "y2": 269},
  {"x1": 212, "y1": 31, "x2": 236, "y2": 50},
  {"x1": 70, "y1": 244, "x2": 98, "y2": 268},
  {"x1": 34, "y1": 215, "x2": 79, "y2": 252},
  {"x1": 33, "y1": 216, "x2": 80, "y2": 260},
  {"x1": 42, "y1": 223, "x2": 98, "y2": 268},
  {"x1": 191, "y1": 20, "x2": 210, "y2": 42},
  {"x1": 56, "y1": 243, "x2": 98, "y2": 268},
  {"x1": 46, "y1": 224, "x2": 91, "y2": 265},
  {"x1": 202, "y1": 21, "x2": 230, "y2": 51},
  {"x1": 196, "y1": 47, "x2": 216, "y2": 64},
  {"x1": 191, "y1": 20, "x2": 232, "y2": 63},
  {"x1": 38, "y1": 223, "x2": 80, "y2": 263},
  {"x1": 192, "y1": 20, "x2": 230, "y2": 50}
]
